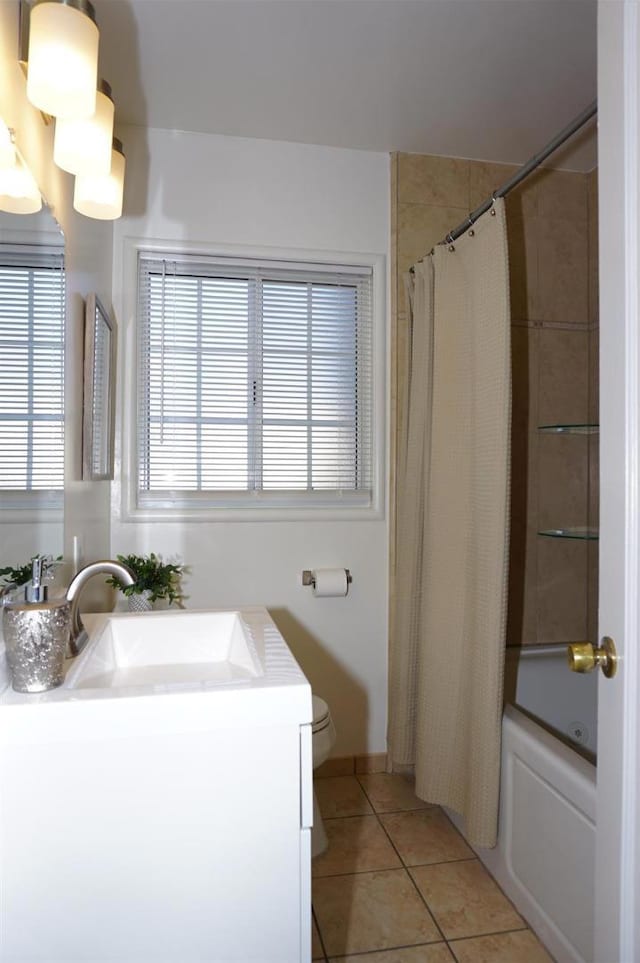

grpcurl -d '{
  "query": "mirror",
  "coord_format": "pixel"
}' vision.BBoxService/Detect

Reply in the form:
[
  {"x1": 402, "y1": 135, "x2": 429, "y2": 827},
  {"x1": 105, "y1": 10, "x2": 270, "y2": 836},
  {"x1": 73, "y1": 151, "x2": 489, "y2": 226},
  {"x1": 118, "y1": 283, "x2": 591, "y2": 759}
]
[
  {"x1": 0, "y1": 207, "x2": 65, "y2": 573},
  {"x1": 82, "y1": 294, "x2": 116, "y2": 481}
]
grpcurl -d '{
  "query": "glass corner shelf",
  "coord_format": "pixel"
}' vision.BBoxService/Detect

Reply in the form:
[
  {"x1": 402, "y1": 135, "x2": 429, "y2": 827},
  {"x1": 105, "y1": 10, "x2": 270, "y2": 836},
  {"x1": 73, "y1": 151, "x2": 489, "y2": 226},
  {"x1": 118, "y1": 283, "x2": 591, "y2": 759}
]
[
  {"x1": 537, "y1": 424, "x2": 599, "y2": 435},
  {"x1": 538, "y1": 527, "x2": 599, "y2": 541}
]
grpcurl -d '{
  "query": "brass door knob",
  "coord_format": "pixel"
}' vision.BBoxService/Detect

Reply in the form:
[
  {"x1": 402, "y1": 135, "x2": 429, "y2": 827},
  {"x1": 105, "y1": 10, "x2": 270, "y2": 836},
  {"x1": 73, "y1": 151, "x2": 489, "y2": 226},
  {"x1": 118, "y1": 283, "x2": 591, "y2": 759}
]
[{"x1": 567, "y1": 637, "x2": 618, "y2": 678}]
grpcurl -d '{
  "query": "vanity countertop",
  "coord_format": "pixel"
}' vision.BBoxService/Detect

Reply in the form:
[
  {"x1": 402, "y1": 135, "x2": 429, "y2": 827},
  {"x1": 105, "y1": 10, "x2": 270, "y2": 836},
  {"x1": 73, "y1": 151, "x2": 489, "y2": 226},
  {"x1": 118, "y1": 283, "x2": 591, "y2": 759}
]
[{"x1": 0, "y1": 606, "x2": 312, "y2": 730}]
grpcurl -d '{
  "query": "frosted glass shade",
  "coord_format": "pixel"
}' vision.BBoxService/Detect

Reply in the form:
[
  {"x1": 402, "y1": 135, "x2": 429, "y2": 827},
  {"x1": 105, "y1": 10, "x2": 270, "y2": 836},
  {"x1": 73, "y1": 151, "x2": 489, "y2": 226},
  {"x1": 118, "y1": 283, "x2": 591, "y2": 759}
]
[
  {"x1": 74, "y1": 140, "x2": 125, "y2": 220},
  {"x1": 0, "y1": 119, "x2": 14, "y2": 169},
  {"x1": 0, "y1": 156, "x2": 42, "y2": 214},
  {"x1": 54, "y1": 82, "x2": 114, "y2": 175},
  {"x1": 27, "y1": 1, "x2": 99, "y2": 120}
]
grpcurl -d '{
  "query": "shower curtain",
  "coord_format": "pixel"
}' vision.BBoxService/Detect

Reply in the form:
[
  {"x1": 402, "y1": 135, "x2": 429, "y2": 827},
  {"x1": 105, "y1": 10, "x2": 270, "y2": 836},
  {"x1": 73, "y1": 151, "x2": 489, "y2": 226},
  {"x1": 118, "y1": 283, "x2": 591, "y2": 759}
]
[{"x1": 389, "y1": 199, "x2": 511, "y2": 848}]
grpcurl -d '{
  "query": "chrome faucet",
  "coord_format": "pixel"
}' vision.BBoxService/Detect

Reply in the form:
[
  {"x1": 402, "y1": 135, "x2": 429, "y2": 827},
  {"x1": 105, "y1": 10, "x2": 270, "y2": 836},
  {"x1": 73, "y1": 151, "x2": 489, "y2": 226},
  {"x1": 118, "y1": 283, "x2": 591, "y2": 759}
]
[{"x1": 66, "y1": 560, "x2": 135, "y2": 655}]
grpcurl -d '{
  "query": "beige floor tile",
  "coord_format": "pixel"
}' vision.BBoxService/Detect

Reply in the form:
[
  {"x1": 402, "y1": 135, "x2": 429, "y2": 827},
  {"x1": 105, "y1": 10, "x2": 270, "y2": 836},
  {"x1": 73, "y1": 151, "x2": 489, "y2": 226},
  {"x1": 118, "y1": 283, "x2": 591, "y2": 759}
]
[
  {"x1": 312, "y1": 914, "x2": 325, "y2": 959},
  {"x1": 328, "y1": 943, "x2": 454, "y2": 962},
  {"x1": 449, "y1": 929, "x2": 554, "y2": 962},
  {"x1": 313, "y1": 815, "x2": 402, "y2": 878},
  {"x1": 410, "y1": 860, "x2": 524, "y2": 940},
  {"x1": 313, "y1": 869, "x2": 441, "y2": 956},
  {"x1": 315, "y1": 777, "x2": 374, "y2": 817},
  {"x1": 316, "y1": 757, "x2": 355, "y2": 778},
  {"x1": 355, "y1": 753, "x2": 387, "y2": 774},
  {"x1": 380, "y1": 809, "x2": 473, "y2": 866},
  {"x1": 357, "y1": 773, "x2": 431, "y2": 813}
]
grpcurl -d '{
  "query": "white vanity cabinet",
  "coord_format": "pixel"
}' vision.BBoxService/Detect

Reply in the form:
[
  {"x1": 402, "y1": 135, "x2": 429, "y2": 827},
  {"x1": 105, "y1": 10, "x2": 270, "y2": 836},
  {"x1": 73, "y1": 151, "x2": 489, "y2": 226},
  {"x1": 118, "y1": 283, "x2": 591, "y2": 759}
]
[{"x1": 0, "y1": 607, "x2": 313, "y2": 963}]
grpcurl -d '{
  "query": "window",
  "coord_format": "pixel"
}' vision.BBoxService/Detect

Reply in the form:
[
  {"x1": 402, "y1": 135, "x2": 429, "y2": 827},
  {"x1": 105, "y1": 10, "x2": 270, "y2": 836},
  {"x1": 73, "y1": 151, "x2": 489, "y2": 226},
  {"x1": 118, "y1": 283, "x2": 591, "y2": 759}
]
[
  {"x1": 135, "y1": 253, "x2": 374, "y2": 513},
  {"x1": 0, "y1": 249, "x2": 65, "y2": 511}
]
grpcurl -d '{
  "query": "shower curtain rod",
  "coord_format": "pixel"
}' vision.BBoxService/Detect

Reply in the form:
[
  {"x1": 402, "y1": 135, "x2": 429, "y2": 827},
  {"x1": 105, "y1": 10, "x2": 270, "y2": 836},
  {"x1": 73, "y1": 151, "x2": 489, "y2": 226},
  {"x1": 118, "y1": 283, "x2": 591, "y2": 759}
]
[{"x1": 441, "y1": 98, "x2": 598, "y2": 246}]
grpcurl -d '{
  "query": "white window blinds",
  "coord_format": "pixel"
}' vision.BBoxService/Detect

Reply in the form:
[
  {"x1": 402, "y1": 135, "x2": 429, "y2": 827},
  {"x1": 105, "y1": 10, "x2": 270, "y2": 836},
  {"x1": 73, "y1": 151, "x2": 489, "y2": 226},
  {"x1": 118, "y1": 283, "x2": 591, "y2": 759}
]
[
  {"x1": 0, "y1": 249, "x2": 65, "y2": 506},
  {"x1": 137, "y1": 254, "x2": 373, "y2": 510}
]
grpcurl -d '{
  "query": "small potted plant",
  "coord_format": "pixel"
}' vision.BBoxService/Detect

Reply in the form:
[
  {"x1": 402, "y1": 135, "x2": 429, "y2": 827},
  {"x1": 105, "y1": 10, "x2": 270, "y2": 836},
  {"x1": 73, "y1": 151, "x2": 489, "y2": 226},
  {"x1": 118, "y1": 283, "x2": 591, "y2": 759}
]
[{"x1": 106, "y1": 553, "x2": 185, "y2": 611}]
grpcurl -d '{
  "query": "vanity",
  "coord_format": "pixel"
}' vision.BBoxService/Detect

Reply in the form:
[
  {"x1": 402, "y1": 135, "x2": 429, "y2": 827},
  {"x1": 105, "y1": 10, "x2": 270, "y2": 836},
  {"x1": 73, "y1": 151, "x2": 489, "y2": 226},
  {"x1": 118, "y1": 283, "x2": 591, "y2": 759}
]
[{"x1": 0, "y1": 607, "x2": 313, "y2": 962}]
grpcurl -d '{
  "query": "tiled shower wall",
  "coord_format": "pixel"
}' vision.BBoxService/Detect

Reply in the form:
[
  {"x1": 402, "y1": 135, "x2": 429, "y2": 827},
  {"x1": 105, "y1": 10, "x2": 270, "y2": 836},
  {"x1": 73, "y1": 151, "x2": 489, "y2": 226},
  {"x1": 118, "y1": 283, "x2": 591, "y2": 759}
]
[{"x1": 390, "y1": 153, "x2": 599, "y2": 648}]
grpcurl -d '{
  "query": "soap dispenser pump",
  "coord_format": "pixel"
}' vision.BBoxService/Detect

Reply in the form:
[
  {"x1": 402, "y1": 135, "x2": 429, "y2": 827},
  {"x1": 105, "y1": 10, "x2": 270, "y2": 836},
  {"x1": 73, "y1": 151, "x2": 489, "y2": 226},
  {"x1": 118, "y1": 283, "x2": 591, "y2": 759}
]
[{"x1": 2, "y1": 556, "x2": 70, "y2": 693}]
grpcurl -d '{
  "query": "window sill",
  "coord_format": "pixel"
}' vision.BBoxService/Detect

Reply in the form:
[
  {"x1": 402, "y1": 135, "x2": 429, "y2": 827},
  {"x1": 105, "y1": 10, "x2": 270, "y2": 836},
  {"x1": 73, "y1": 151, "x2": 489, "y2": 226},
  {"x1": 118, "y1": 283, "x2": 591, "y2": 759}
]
[{"x1": 121, "y1": 493, "x2": 383, "y2": 523}]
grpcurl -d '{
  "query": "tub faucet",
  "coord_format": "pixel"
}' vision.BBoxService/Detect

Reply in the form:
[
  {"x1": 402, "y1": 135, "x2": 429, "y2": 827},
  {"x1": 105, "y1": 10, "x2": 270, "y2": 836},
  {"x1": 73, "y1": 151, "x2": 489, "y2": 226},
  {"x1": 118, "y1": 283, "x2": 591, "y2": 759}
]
[{"x1": 66, "y1": 560, "x2": 135, "y2": 656}]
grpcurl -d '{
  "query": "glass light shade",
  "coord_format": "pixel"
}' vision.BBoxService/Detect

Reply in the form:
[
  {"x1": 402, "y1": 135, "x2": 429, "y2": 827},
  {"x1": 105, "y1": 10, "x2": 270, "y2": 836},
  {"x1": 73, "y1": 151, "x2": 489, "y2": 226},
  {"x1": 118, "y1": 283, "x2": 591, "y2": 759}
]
[
  {"x1": 0, "y1": 119, "x2": 15, "y2": 169},
  {"x1": 54, "y1": 82, "x2": 114, "y2": 175},
  {"x1": 0, "y1": 155, "x2": 42, "y2": 214},
  {"x1": 74, "y1": 140, "x2": 125, "y2": 220},
  {"x1": 27, "y1": 0, "x2": 99, "y2": 120}
]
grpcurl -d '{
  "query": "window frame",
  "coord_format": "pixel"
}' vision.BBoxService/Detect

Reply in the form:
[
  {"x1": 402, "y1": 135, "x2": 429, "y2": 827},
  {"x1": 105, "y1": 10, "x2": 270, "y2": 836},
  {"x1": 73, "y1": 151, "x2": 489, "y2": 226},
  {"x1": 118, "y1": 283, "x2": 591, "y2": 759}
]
[
  {"x1": 118, "y1": 238, "x2": 386, "y2": 523},
  {"x1": 0, "y1": 245, "x2": 65, "y2": 524}
]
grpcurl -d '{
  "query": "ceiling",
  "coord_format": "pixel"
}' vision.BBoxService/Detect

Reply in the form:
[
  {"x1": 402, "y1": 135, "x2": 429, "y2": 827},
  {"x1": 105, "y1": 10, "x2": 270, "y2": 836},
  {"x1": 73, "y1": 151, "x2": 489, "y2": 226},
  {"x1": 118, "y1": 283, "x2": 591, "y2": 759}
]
[{"x1": 96, "y1": 0, "x2": 597, "y2": 171}]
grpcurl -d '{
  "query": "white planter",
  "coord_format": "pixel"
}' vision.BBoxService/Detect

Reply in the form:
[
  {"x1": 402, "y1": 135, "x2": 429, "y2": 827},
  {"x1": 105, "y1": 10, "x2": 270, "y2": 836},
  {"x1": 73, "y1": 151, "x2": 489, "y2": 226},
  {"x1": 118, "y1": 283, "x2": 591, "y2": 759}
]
[{"x1": 127, "y1": 590, "x2": 153, "y2": 612}]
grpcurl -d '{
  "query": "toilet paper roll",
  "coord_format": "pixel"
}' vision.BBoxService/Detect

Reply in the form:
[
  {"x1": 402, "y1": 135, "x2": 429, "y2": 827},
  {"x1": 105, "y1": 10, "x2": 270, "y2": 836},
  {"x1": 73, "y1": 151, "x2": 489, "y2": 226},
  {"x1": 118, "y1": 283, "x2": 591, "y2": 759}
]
[{"x1": 312, "y1": 568, "x2": 349, "y2": 598}]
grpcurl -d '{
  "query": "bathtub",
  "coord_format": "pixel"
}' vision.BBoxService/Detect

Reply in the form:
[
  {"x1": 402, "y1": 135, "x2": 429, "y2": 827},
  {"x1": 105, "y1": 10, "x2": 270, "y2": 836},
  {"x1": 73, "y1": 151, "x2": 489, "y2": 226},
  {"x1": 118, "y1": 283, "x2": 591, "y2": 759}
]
[{"x1": 449, "y1": 644, "x2": 597, "y2": 963}]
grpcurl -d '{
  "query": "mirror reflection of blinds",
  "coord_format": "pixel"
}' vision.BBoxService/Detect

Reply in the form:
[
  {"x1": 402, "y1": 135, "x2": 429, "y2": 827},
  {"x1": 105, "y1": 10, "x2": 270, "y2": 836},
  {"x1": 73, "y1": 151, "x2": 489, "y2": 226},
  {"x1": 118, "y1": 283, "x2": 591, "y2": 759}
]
[
  {"x1": 0, "y1": 249, "x2": 64, "y2": 501},
  {"x1": 137, "y1": 254, "x2": 373, "y2": 508}
]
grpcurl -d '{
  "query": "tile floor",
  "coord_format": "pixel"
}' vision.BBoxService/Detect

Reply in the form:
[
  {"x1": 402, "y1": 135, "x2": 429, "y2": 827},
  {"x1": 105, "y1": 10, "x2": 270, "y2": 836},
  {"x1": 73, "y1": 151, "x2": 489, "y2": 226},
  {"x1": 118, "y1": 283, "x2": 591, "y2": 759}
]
[{"x1": 311, "y1": 773, "x2": 554, "y2": 962}]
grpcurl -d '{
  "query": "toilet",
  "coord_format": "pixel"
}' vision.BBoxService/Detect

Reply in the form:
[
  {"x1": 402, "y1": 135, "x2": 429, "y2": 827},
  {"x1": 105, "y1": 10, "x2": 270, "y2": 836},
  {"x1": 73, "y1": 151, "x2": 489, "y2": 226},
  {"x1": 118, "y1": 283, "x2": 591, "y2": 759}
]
[{"x1": 311, "y1": 694, "x2": 336, "y2": 858}]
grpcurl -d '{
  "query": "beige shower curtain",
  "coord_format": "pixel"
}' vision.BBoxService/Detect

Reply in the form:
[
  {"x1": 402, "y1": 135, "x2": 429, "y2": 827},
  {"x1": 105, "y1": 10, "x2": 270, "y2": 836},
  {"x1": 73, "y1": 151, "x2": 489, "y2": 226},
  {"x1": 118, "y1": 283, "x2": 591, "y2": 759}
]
[{"x1": 389, "y1": 199, "x2": 511, "y2": 848}]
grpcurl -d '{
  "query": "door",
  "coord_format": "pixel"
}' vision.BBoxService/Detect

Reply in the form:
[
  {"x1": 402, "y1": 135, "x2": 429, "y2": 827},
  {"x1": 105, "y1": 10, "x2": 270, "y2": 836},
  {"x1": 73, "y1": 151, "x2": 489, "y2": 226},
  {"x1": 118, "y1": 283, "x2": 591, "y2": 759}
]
[{"x1": 596, "y1": 3, "x2": 640, "y2": 960}]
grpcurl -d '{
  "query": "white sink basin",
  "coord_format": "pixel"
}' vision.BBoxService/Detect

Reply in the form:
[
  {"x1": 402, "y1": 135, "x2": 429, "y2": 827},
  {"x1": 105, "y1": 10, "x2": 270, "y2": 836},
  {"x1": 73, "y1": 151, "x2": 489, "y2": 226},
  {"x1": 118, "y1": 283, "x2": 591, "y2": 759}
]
[{"x1": 66, "y1": 610, "x2": 264, "y2": 690}]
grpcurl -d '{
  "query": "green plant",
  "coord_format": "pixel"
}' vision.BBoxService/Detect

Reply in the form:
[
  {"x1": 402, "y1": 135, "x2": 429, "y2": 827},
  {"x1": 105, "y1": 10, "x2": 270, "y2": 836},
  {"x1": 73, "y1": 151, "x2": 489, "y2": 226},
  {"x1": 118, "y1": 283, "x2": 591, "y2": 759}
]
[{"x1": 106, "y1": 553, "x2": 185, "y2": 606}]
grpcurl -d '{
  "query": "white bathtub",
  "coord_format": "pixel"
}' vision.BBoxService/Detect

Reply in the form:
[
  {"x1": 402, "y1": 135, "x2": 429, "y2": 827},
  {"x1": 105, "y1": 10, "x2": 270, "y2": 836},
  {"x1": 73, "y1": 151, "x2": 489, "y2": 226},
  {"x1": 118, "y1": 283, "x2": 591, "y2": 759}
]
[{"x1": 450, "y1": 644, "x2": 597, "y2": 963}]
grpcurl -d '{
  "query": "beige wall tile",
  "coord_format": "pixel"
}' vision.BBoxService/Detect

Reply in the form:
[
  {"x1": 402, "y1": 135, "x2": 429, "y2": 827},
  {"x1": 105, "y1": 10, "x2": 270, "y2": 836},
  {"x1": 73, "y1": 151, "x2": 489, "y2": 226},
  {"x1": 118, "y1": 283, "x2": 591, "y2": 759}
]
[
  {"x1": 396, "y1": 203, "x2": 467, "y2": 314},
  {"x1": 469, "y1": 159, "x2": 536, "y2": 220},
  {"x1": 589, "y1": 327, "x2": 599, "y2": 425},
  {"x1": 379, "y1": 809, "x2": 473, "y2": 866},
  {"x1": 588, "y1": 169, "x2": 599, "y2": 324},
  {"x1": 409, "y1": 860, "x2": 523, "y2": 940},
  {"x1": 506, "y1": 215, "x2": 538, "y2": 321},
  {"x1": 536, "y1": 168, "x2": 588, "y2": 224},
  {"x1": 313, "y1": 869, "x2": 441, "y2": 956},
  {"x1": 507, "y1": 526, "x2": 539, "y2": 646},
  {"x1": 312, "y1": 815, "x2": 401, "y2": 878},
  {"x1": 537, "y1": 436, "x2": 588, "y2": 531},
  {"x1": 588, "y1": 435, "x2": 599, "y2": 534},
  {"x1": 508, "y1": 326, "x2": 538, "y2": 645},
  {"x1": 537, "y1": 216, "x2": 589, "y2": 323},
  {"x1": 450, "y1": 929, "x2": 553, "y2": 963},
  {"x1": 315, "y1": 776, "x2": 373, "y2": 818},
  {"x1": 537, "y1": 536, "x2": 588, "y2": 643},
  {"x1": 397, "y1": 202, "x2": 468, "y2": 267},
  {"x1": 587, "y1": 540, "x2": 599, "y2": 644},
  {"x1": 398, "y1": 153, "x2": 470, "y2": 208},
  {"x1": 537, "y1": 327, "x2": 589, "y2": 426}
]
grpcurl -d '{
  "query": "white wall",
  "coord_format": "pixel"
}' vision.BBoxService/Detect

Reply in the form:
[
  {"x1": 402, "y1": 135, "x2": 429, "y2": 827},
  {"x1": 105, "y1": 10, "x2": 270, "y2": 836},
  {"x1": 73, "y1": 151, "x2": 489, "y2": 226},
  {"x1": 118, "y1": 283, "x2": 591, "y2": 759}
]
[
  {"x1": 111, "y1": 125, "x2": 390, "y2": 755},
  {"x1": 0, "y1": 1, "x2": 113, "y2": 600}
]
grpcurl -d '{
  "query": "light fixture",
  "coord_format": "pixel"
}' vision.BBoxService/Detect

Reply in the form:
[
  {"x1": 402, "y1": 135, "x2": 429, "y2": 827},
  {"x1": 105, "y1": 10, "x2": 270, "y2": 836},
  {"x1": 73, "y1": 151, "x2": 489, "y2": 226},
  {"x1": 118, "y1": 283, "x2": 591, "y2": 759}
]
[
  {"x1": 0, "y1": 148, "x2": 42, "y2": 214},
  {"x1": 26, "y1": 0, "x2": 99, "y2": 121},
  {"x1": 54, "y1": 79, "x2": 114, "y2": 175},
  {"x1": 0, "y1": 118, "x2": 15, "y2": 169},
  {"x1": 74, "y1": 137, "x2": 125, "y2": 220}
]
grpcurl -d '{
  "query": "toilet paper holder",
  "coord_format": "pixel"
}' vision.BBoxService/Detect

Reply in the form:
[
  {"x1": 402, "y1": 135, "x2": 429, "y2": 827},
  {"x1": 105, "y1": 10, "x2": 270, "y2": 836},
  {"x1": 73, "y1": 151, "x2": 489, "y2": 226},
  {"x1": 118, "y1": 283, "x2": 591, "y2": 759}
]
[{"x1": 302, "y1": 569, "x2": 352, "y2": 588}]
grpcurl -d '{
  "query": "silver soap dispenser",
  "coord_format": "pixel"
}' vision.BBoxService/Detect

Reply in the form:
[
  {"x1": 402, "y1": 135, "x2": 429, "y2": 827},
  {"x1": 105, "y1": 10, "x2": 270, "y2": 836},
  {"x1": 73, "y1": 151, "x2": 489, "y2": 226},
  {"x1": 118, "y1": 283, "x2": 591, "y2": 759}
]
[{"x1": 2, "y1": 556, "x2": 70, "y2": 693}]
